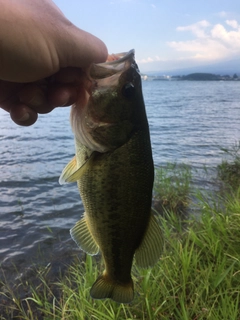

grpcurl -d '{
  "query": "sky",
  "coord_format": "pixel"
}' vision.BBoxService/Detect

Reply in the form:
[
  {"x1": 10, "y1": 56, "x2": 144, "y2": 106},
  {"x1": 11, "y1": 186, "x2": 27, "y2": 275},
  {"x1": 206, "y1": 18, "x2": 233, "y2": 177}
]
[{"x1": 53, "y1": 0, "x2": 240, "y2": 73}]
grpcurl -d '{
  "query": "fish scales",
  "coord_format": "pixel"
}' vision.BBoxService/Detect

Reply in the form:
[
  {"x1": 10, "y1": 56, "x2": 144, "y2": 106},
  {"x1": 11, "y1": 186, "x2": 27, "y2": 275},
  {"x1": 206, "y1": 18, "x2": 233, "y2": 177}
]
[
  {"x1": 78, "y1": 132, "x2": 153, "y2": 276},
  {"x1": 59, "y1": 50, "x2": 163, "y2": 303}
]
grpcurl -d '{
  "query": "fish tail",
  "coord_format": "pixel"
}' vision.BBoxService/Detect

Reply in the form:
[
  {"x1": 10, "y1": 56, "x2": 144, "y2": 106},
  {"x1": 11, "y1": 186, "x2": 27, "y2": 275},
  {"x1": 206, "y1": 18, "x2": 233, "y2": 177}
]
[{"x1": 90, "y1": 273, "x2": 134, "y2": 304}]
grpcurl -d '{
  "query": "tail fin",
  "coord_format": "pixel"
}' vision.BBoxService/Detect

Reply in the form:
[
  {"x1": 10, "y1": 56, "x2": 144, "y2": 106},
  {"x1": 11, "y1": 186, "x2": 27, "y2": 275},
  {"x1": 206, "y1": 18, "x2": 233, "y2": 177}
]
[{"x1": 90, "y1": 273, "x2": 134, "y2": 304}]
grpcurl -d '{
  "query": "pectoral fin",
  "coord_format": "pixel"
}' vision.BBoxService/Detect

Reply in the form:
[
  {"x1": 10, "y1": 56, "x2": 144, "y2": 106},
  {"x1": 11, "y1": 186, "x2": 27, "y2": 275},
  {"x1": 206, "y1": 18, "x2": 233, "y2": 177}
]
[
  {"x1": 70, "y1": 215, "x2": 99, "y2": 255},
  {"x1": 59, "y1": 156, "x2": 77, "y2": 185},
  {"x1": 59, "y1": 152, "x2": 94, "y2": 185},
  {"x1": 135, "y1": 211, "x2": 164, "y2": 268}
]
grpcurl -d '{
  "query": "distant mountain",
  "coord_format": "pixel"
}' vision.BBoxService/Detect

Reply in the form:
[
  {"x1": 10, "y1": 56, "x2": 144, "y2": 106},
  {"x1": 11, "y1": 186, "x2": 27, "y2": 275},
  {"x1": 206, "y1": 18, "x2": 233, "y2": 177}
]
[
  {"x1": 175, "y1": 73, "x2": 239, "y2": 81},
  {"x1": 146, "y1": 58, "x2": 240, "y2": 77}
]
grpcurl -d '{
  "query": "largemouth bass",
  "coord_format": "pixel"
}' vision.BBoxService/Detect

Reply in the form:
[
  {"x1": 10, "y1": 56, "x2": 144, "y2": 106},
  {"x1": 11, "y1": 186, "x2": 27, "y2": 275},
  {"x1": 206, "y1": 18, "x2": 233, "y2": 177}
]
[{"x1": 59, "y1": 50, "x2": 163, "y2": 303}]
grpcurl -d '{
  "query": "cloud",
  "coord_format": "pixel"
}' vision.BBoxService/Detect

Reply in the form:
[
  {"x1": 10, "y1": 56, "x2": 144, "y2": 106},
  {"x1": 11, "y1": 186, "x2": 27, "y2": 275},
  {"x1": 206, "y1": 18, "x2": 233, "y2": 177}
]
[
  {"x1": 137, "y1": 19, "x2": 240, "y2": 70},
  {"x1": 226, "y1": 20, "x2": 239, "y2": 29},
  {"x1": 136, "y1": 57, "x2": 154, "y2": 63},
  {"x1": 136, "y1": 55, "x2": 165, "y2": 64},
  {"x1": 216, "y1": 11, "x2": 228, "y2": 18},
  {"x1": 168, "y1": 39, "x2": 228, "y2": 60},
  {"x1": 167, "y1": 19, "x2": 240, "y2": 62},
  {"x1": 177, "y1": 20, "x2": 211, "y2": 38}
]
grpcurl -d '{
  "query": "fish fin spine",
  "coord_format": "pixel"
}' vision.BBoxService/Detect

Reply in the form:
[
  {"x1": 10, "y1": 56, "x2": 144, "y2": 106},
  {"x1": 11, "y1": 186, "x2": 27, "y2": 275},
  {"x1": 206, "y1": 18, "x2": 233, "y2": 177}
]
[
  {"x1": 59, "y1": 151, "x2": 95, "y2": 184},
  {"x1": 59, "y1": 156, "x2": 77, "y2": 185},
  {"x1": 90, "y1": 273, "x2": 134, "y2": 304},
  {"x1": 134, "y1": 210, "x2": 164, "y2": 268}
]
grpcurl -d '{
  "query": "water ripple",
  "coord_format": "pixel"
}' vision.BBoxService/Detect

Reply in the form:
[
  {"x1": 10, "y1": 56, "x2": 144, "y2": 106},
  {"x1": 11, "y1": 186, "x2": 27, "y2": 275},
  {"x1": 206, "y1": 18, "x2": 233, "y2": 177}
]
[{"x1": 0, "y1": 80, "x2": 240, "y2": 281}]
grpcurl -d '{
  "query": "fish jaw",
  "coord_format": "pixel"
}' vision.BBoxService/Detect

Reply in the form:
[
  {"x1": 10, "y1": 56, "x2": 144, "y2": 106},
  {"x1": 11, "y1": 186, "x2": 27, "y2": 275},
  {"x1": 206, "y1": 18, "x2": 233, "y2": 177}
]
[{"x1": 70, "y1": 50, "x2": 144, "y2": 153}]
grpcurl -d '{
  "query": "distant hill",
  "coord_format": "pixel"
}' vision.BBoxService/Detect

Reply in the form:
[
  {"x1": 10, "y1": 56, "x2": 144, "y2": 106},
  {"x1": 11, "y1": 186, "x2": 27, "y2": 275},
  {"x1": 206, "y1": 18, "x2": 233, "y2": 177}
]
[
  {"x1": 142, "y1": 72, "x2": 239, "y2": 81},
  {"x1": 178, "y1": 73, "x2": 234, "y2": 81},
  {"x1": 147, "y1": 58, "x2": 240, "y2": 77},
  {"x1": 182, "y1": 73, "x2": 219, "y2": 80}
]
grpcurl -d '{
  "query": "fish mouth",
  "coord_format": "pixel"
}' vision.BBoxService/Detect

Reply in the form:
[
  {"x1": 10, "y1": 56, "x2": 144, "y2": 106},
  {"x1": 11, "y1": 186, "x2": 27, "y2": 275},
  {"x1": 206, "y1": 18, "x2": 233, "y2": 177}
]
[
  {"x1": 71, "y1": 49, "x2": 141, "y2": 153},
  {"x1": 89, "y1": 49, "x2": 140, "y2": 100},
  {"x1": 90, "y1": 49, "x2": 138, "y2": 80}
]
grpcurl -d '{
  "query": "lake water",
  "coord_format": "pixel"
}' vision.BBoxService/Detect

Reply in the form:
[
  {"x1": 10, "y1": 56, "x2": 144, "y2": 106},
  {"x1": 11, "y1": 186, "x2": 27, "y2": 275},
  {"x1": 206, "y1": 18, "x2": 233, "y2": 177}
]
[{"x1": 0, "y1": 80, "x2": 239, "y2": 284}]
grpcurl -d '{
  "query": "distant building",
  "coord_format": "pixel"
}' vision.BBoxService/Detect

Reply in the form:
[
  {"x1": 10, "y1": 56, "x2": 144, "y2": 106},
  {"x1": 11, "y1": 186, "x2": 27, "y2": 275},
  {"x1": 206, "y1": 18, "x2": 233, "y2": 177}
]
[
  {"x1": 153, "y1": 75, "x2": 171, "y2": 81},
  {"x1": 141, "y1": 75, "x2": 148, "y2": 81}
]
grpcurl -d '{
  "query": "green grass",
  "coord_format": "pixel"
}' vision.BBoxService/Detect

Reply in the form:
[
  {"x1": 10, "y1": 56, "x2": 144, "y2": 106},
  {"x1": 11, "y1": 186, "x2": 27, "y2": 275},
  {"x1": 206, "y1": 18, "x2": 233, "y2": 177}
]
[
  {"x1": 217, "y1": 141, "x2": 240, "y2": 190},
  {"x1": 1, "y1": 158, "x2": 240, "y2": 320},
  {"x1": 153, "y1": 163, "x2": 192, "y2": 215}
]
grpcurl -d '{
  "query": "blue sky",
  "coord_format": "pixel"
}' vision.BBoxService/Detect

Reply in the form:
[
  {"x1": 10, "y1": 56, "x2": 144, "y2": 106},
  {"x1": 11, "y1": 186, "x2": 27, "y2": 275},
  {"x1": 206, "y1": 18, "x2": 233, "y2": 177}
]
[{"x1": 53, "y1": 0, "x2": 240, "y2": 73}]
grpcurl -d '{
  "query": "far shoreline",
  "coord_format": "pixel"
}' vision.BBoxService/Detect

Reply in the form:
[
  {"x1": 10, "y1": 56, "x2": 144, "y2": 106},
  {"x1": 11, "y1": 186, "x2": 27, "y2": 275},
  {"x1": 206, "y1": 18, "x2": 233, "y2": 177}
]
[{"x1": 141, "y1": 72, "x2": 240, "y2": 81}]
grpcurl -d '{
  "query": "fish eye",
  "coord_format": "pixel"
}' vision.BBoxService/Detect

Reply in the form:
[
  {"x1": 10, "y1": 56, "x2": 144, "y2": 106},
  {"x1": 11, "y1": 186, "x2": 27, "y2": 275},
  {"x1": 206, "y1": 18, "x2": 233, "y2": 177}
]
[{"x1": 122, "y1": 83, "x2": 135, "y2": 99}]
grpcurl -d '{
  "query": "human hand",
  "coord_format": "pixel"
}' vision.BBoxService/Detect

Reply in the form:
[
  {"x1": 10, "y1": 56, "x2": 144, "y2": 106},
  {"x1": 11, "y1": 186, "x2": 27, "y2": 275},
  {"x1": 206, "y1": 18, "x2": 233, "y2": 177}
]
[{"x1": 0, "y1": 0, "x2": 107, "y2": 126}]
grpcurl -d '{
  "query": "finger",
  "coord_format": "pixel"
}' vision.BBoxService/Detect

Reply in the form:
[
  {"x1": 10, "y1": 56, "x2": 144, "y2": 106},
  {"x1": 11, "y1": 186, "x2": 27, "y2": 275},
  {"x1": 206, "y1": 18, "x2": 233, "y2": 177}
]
[
  {"x1": 18, "y1": 84, "x2": 46, "y2": 105},
  {"x1": 0, "y1": 81, "x2": 23, "y2": 110},
  {"x1": 19, "y1": 83, "x2": 79, "y2": 109},
  {"x1": 47, "y1": 68, "x2": 90, "y2": 107},
  {"x1": 18, "y1": 69, "x2": 88, "y2": 109},
  {"x1": 47, "y1": 84, "x2": 79, "y2": 107},
  {"x1": 18, "y1": 84, "x2": 52, "y2": 113},
  {"x1": 10, "y1": 104, "x2": 38, "y2": 126},
  {"x1": 59, "y1": 26, "x2": 108, "y2": 68},
  {"x1": 52, "y1": 67, "x2": 90, "y2": 83}
]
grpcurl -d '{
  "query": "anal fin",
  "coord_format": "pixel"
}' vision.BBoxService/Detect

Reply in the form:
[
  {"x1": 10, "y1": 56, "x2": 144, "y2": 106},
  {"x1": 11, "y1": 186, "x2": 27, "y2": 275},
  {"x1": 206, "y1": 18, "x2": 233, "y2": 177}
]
[
  {"x1": 70, "y1": 215, "x2": 99, "y2": 255},
  {"x1": 134, "y1": 211, "x2": 164, "y2": 268}
]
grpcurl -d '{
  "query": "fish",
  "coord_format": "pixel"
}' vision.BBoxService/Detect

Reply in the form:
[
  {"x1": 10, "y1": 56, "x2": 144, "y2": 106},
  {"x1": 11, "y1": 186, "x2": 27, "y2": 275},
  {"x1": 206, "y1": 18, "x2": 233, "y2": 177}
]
[{"x1": 59, "y1": 49, "x2": 163, "y2": 304}]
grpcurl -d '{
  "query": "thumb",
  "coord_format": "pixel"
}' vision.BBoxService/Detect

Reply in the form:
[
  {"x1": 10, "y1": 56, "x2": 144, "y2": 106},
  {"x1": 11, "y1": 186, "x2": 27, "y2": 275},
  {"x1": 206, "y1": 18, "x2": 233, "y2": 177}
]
[{"x1": 57, "y1": 24, "x2": 108, "y2": 69}]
